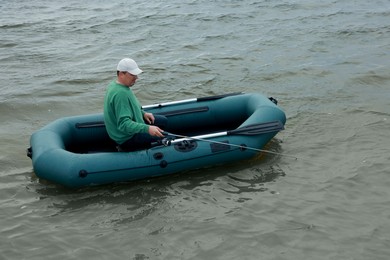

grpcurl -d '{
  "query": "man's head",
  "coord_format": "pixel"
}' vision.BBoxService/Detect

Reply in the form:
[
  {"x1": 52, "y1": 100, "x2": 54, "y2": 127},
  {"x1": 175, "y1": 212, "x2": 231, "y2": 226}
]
[
  {"x1": 116, "y1": 58, "x2": 143, "y2": 87},
  {"x1": 117, "y1": 58, "x2": 143, "y2": 75}
]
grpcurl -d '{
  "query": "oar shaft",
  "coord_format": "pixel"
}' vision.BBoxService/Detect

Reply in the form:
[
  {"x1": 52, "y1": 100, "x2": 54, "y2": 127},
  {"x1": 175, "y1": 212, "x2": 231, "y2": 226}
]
[
  {"x1": 171, "y1": 132, "x2": 227, "y2": 143},
  {"x1": 142, "y1": 98, "x2": 197, "y2": 109},
  {"x1": 142, "y1": 92, "x2": 244, "y2": 109}
]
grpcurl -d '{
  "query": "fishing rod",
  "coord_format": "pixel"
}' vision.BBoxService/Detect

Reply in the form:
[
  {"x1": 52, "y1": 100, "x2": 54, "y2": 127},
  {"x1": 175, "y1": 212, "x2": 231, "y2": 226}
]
[
  {"x1": 162, "y1": 133, "x2": 336, "y2": 169},
  {"x1": 157, "y1": 121, "x2": 332, "y2": 169},
  {"x1": 159, "y1": 121, "x2": 299, "y2": 160},
  {"x1": 165, "y1": 132, "x2": 298, "y2": 159}
]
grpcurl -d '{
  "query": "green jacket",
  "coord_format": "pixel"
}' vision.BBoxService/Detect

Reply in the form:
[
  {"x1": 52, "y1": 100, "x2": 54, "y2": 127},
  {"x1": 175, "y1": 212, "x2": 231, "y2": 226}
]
[{"x1": 103, "y1": 81, "x2": 148, "y2": 144}]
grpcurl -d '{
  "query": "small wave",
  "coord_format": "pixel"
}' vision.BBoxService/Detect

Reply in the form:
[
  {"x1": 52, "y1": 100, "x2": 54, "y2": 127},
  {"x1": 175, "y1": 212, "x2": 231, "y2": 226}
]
[
  {"x1": 52, "y1": 78, "x2": 105, "y2": 86},
  {"x1": 352, "y1": 71, "x2": 390, "y2": 87},
  {"x1": 0, "y1": 22, "x2": 38, "y2": 29},
  {"x1": 338, "y1": 26, "x2": 390, "y2": 36},
  {"x1": 0, "y1": 42, "x2": 18, "y2": 48}
]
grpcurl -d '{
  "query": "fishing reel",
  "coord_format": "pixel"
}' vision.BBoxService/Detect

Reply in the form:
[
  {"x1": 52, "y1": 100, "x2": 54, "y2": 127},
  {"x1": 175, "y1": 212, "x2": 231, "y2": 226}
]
[
  {"x1": 151, "y1": 135, "x2": 175, "y2": 148},
  {"x1": 161, "y1": 137, "x2": 173, "y2": 146}
]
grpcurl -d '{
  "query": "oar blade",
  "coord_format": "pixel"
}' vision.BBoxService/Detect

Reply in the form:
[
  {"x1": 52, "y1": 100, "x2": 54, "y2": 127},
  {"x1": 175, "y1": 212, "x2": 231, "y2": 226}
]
[{"x1": 228, "y1": 121, "x2": 284, "y2": 136}]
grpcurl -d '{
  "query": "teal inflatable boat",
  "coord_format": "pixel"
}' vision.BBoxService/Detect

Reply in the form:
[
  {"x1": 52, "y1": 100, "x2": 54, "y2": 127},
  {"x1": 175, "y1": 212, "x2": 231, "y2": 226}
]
[{"x1": 27, "y1": 92, "x2": 286, "y2": 188}]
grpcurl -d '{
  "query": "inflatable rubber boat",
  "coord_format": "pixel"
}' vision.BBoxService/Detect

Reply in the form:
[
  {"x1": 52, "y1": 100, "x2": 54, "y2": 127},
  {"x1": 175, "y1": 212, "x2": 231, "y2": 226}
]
[{"x1": 27, "y1": 92, "x2": 286, "y2": 188}]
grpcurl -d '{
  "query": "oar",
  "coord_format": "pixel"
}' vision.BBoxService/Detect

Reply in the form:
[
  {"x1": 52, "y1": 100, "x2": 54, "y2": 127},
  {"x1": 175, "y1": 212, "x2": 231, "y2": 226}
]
[
  {"x1": 142, "y1": 92, "x2": 243, "y2": 109},
  {"x1": 165, "y1": 120, "x2": 284, "y2": 144}
]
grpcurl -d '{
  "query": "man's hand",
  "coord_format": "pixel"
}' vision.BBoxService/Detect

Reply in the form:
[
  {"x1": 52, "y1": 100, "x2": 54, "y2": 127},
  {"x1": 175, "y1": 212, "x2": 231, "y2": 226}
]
[
  {"x1": 143, "y1": 112, "x2": 155, "y2": 124},
  {"x1": 148, "y1": 125, "x2": 164, "y2": 137}
]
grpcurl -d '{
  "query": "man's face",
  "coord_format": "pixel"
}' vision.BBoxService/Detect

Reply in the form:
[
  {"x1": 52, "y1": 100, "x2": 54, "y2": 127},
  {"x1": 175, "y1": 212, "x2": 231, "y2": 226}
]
[{"x1": 123, "y1": 72, "x2": 138, "y2": 87}]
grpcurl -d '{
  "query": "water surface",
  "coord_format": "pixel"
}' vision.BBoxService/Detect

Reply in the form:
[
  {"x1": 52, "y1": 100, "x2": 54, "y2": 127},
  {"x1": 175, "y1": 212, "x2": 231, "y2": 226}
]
[{"x1": 1, "y1": 0, "x2": 390, "y2": 259}]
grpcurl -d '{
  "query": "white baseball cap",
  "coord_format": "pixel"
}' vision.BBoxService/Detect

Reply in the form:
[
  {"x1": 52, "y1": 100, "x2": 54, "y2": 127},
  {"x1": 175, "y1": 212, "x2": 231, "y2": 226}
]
[{"x1": 117, "y1": 58, "x2": 143, "y2": 75}]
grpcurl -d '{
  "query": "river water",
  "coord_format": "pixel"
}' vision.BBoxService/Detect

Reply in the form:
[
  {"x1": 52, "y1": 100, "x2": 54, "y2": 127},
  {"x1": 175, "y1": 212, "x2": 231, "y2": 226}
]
[{"x1": 1, "y1": 0, "x2": 390, "y2": 259}]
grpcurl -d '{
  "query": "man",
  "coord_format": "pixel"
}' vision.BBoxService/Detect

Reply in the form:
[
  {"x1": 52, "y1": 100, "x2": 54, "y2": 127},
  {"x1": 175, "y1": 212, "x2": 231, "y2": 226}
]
[{"x1": 104, "y1": 58, "x2": 167, "y2": 152}]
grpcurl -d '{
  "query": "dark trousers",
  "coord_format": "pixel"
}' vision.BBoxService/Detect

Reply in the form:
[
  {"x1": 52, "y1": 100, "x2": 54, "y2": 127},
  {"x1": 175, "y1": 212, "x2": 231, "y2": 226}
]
[{"x1": 118, "y1": 115, "x2": 168, "y2": 152}]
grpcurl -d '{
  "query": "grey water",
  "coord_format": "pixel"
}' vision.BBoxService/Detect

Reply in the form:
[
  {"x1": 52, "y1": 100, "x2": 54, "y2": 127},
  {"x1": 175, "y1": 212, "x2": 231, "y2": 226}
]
[{"x1": 1, "y1": 0, "x2": 390, "y2": 259}]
